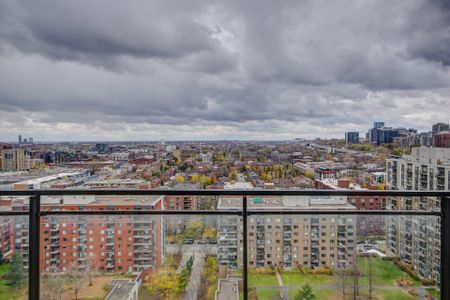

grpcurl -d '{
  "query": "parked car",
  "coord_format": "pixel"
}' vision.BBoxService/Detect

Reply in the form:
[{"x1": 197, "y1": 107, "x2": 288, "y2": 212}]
[
  {"x1": 198, "y1": 240, "x2": 208, "y2": 244},
  {"x1": 182, "y1": 239, "x2": 194, "y2": 244},
  {"x1": 208, "y1": 240, "x2": 217, "y2": 244}
]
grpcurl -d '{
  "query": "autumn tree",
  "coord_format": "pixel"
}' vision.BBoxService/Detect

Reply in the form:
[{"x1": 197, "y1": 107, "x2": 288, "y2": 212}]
[{"x1": 145, "y1": 269, "x2": 180, "y2": 299}]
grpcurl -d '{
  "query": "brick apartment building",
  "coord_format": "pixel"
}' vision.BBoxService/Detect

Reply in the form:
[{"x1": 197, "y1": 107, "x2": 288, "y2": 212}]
[{"x1": 10, "y1": 195, "x2": 164, "y2": 275}]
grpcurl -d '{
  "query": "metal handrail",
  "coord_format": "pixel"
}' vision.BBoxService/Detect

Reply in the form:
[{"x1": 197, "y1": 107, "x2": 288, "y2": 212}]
[{"x1": 0, "y1": 189, "x2": 447, "y2": 300}]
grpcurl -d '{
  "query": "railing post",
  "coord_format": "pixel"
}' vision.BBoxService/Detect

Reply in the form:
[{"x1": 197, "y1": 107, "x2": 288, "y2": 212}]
[
  {"x1": 29, "y1": 195, "x2": 40, "y2": 300},
  {"x1": 441, "y1": 196, "x2": 450, "y2": 300},
  {"x1": 243, "y1": 195, "x2": 248, "y2": 300}
]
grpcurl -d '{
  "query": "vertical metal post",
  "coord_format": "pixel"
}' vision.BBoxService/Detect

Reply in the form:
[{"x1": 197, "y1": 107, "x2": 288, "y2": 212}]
[
  {"x1": 29, "y1": 195, "x2": 40, "y2": 300},
  {"x1": 440, "y1": 197, "x2": 450, "y2": 299},
  {"x1": 243, "y1": 195, "x2": 248, "y2": 300},
  {"x1": 441, "y1": 196, "x2": 450, "y2": 300}
]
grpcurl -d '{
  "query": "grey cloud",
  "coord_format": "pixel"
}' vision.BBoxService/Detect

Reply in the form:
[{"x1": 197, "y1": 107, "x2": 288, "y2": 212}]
[{"x1": 0, "y1": 0, "x2": 450, "y2": 140}]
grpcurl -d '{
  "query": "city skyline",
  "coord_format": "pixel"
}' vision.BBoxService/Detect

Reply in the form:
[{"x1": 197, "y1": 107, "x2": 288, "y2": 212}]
[{"x1": 1, "y1": 0, "x2": 450, "y2": 141}]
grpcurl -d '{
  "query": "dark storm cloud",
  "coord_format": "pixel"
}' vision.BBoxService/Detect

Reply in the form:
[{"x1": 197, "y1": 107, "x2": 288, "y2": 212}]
[{"x1": 0, "y1": 0, "x2": 450, "y2": 140}]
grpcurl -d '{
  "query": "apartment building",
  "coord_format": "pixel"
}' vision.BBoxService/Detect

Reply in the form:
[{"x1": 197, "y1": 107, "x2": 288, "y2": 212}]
[
  {"x1": 345, "y1": 132, "x2": 360, "y2": 144},
  {"x1": 217, "y1": 196, "x2": 356, "y2": 270},
  {"x1": 0, "y1": 146, "x2": 30, "y2": 172},
  {"x1": 316, "y1": 178, "x2": 386, "y2": 237},
  {"x1": 12, "y1": 195, "x2": 164, "y2": 275},
  {"x1": 386, "y1": 147, "x2": 450, "y2": 283}
]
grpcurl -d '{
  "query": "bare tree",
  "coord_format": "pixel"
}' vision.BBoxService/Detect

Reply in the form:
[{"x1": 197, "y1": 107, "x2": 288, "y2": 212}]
[
  {"x1": 41, "y1": 268, "x2": 66, "y2": 300},
  {"x1": 334, "y1": 268, "x2": 351, "y2": 299},
  {"x1": 367, "y1": 255, "x2": 375, "y2": 299},
  {"x1": 86, "y1": 254, "x2": 98, "y2": 286},
  {"x1": 67, "y1": 261, "x2": 87, "y2": 300},
  {"x1": 351, "y1": 263, "x2": 361, "y2": 300}
]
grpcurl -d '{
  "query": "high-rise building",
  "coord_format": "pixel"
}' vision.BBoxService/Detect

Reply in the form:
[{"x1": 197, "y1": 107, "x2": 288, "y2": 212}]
[
  {"x1": 95, "y1": 143, "x2": 109, "y2": 154},
  {"x1": 12, "y1": 195, "x2": 164, "y2": 274},
  {"x1": 315, "y1": 178, "x2": 386, "y2": 237},
  {"x1": 367, "y1": 122, "x2": 407, "y2": 145},
  {"x1": 373, "y1": 122, "x2": 385, "y2": 129},
  {"x1": 0, "y1": 146, "x2": 30, "y2": 171},
  {"x1": 345, "y1": 132, "x2": 359, "y2": 144},
  {"x1": 217, "y1": 196, "x2": 356, "y2": 269},
  {"x1": 28, "y1": 137, "x2": 33, "y2": 143},
  {"x1": 386, "y1": 147, "x2": 450, "y2": 283},
  {"x1": 432, "y1": 122, "x2": 449, "y2": 134},
  {"x1": 18, "y1": 135, "x2": 22, "y2": 144},
  {"x1": 432, "y1": 131, "x2": 450, "y2": 148}
]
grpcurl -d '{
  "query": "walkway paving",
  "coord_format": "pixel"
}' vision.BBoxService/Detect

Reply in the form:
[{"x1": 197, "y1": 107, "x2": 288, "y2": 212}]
[
  {"x1": 216, "y1": 280, "x2": 239, "y2": 300},
  {"x1": 275, "y1": 271, "x2": 289, "y2": 300}
]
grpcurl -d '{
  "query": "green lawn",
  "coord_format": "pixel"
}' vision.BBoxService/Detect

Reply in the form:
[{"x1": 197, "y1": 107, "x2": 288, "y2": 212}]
[
  {"x1": 248, "y1": 274, "x2": 278, "y2": 286},
  {"x1": 246, "y1": 258, "x2": 423, "y2": 300},
  {"x1": 357, "y1": 257, "x2": 421, "y2": 286},
  {"x1": 0, "y1": 263, "x2": 27, "y2": 300},
  {"x1": 281, "y1": 272, "x2": 334, "y2": 286},
  {"x1": 425, "y1": 287, "x2": 440, "y2": 300},
  {"x1": 256, "y1": 288, "x2": 282, "y2": 300},
  {"x1": 288, "y1": 288, "x2": 335, "y2": 299},
  {"x1": 372, "y1": 289, "x2": 416, "y2": 300}
]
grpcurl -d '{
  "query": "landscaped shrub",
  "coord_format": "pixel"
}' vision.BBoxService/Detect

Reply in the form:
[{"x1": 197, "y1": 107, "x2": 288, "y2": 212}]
[
  {"x1": 312, "y1": 266, "x2": 332, "y2": 275},
  {"x1": 393, "y1": 257, "x2": 420, "y2": 281},
  {"x1": 421, "y1": 278, "x2": 436, "y2": 286},
  {"x1": 251, "y1": 268, "x2": 276, "y2": 275}
]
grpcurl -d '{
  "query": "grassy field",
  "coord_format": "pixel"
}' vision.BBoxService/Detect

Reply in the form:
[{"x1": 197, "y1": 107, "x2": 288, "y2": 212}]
[
  {"x1": 281, "y1": 269, "x2": 334, "y2": 286},
  {"x1": 357, "y1": 257, "x2": 421, "y2": 286},
  {"x1": 248, "y1": 273, "x2": 278, "y2": 286},
  {"x1": 0, "y1": 264, "x2": 27, "y2": 300},
  {"x1": 246, "y1": 257, "x2": 423, "y2": 300}
]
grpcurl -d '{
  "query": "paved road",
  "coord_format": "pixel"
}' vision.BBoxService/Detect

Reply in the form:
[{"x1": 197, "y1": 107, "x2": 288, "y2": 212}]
[
  {"x1": 166, "y1": 243, "x2": 217, "y2": 257},
  {"x1": 167, "y1": 244, "x2": 216, "y2": 300}
]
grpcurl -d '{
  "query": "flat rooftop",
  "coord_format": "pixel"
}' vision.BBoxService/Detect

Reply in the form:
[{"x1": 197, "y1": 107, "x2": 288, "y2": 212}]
[{"x1": 217, "y1": 195, "x2": 356, "y2": 210}]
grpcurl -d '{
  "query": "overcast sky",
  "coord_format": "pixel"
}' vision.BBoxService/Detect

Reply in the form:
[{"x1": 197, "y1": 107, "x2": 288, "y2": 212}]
[{"x1": 1, "y1": 0, "x2": 450, "y2": 141}]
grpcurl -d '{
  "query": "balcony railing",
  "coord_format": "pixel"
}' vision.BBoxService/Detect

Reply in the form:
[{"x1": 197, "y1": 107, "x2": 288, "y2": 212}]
[{"x1": 0, "y1": 189, "x2": 449, "y2": 300}]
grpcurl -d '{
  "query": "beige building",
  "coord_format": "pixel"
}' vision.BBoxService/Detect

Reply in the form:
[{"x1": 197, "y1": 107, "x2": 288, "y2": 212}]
[
  {"x1": 217, "y1": 196, "x2": 356, "y2": 269},
  {"x1": 386, "y1": 147, "x2": 450, "y2": 283},
  {"x1": 0, "y1": 147, "x2": 30, "y2": 171}
]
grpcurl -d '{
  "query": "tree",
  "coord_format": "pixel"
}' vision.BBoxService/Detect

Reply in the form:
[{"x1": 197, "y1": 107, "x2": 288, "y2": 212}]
[
  {"x1": 86, "y1": 254, "x2": 98, "y2": 286},
  {"x1": 204, "y1": 227, "x2": 216, "y2": 240},
  {"x1": 184, "y1": 220, "x2": 204, "y2": 239},
  {"x1": 351, "y1": 263, "x2": 361, "y2": 299},
  {"x1": 334, "y1": 268, "x2": 351, "y2": 299},
  {"x1": 41, "y1": 269, "x2": 67, "y2": 300},
  {"x1": 145, "y1": 269, "x2": 180, "y2": 298},
  {"x1": 67, "y1": 261, "x2": 86, "y2": 300},
  {"x1": 367, "y1": 256, "x2": 375, "y2": 299},
  {"x1": 176, "y1": 175, "x2": 185, "y2": 183},
  {"x1": 6, "y1": 253, "x2": 25, "y2": 288},
  {"x1": 294, "y1": 282, "x2": 316, "y2": 300}
]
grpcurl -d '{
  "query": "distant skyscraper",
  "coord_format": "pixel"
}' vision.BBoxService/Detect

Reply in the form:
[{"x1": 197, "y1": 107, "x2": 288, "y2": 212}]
[
  {"x1": 373, "y1": 122, "x2": 385, "y2": 129},
  {"x1": 28, "y1": 137, "x2": 33, "y2": 143},
  {"x1": 367, "y1": 122, "x2": 402, "y2": 145},
  {"x1": 345, "y1": 132, "x2": 359, "y2": 144},
  {"x1": 18, "y1": 135, "x2": 22, "y2": 144},
  {"x1": 432, "y1": 122, "x2": 449, "y2": 134}
]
